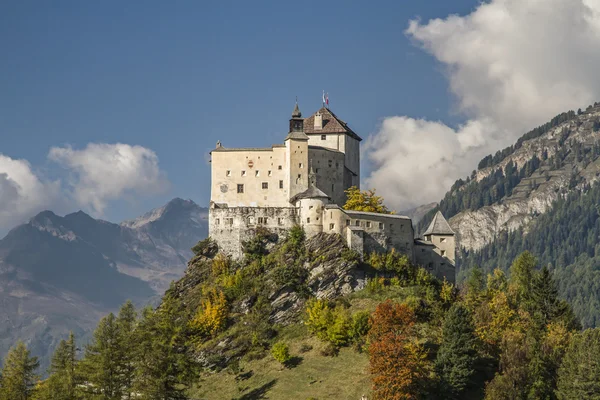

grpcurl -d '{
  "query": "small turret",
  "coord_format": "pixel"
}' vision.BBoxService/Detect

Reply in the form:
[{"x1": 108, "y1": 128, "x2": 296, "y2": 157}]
[{"x1": 289, "y1": 100, "x2": 304, "y2": 134}]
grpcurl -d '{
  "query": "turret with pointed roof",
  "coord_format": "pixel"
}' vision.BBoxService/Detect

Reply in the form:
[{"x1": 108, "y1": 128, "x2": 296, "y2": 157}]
[
  {"x1": 423, "y1": 211, "x2": 455, "y2": 236},
  {"x1": 286, "y1": 101, "x2": 309, "y2": 141}
]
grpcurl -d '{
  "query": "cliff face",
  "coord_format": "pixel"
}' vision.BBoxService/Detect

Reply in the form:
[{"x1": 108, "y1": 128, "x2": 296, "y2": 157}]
[
  {"x1": 430, "y1": 105, "x2": 600, "y2": 251},
  {"x1": 171, "y1": 233, "x2": 366, "y2": 326}
]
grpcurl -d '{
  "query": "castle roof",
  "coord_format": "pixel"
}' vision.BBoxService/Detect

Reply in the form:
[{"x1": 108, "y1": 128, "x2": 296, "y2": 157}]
[
  {"x1": 422, "y1": 211, "x2": 455, "y2": 236},
  {"x1": 303, "y1": 107, "x2": 362, "y2": 141},
  {"x1": 289, "y1": 186, "x2": 330, "y2": 203}
]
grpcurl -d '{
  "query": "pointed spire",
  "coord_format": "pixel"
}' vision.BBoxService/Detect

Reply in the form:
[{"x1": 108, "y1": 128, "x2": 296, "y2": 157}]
[
  {"x1": 423, "y1": 211, "x2": 455, "y2": 236},
  {"x1": 292, "y1": 99, "x2": 302, "y2": 118}
]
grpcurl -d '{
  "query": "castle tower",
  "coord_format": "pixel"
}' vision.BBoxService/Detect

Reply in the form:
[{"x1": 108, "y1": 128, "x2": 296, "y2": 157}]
[
  {"x1": 285, "y1": 101, "x2": 309, "y2": 201},
  {"x1": 422, "y1": 211, "x2": 456, "y2": 265},
  {"x1": 290, "y1": 164, "x2": 330, "y2": 237}
]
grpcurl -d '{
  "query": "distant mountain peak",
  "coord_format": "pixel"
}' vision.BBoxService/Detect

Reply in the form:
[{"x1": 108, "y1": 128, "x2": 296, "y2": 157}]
[{"x1": 121, "y1": 198, "x2": 205, "y2": 229}]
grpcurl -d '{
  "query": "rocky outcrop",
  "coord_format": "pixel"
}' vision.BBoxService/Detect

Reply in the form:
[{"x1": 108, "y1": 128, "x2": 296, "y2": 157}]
[{"x1": 451, "y1": 105, "x2": 600, "y2": 251}]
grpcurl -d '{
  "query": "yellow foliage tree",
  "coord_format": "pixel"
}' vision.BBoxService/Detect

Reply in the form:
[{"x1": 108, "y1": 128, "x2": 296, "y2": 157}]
[
  {"x1": 190, "y1": 288, "x2": 228, "y2": 337},
  {"x1": 343, "y1": 186, "x2": 393, "y2": 214}
]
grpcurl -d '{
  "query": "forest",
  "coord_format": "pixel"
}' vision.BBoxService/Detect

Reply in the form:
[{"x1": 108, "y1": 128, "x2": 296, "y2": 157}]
[{"x1": 1, "y1": 226, "x2": 600, "y2": 399}]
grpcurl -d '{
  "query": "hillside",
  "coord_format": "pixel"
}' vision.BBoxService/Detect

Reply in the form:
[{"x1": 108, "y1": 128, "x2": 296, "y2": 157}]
[
  {"x1": 418, "y1": 103, "x2": 600, "y2": 251},
  {"x1": 0, "y1": 198, "x2": 208, "y2": 372},
  {"x1": 21, "y1": 228, "x2": 600, "y2": 400}
]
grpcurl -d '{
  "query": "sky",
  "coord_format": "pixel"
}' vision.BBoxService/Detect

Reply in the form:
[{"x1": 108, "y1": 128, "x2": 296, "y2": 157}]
[{"x1": 2, "y1": 0, "x2": 600, "y2": 233}]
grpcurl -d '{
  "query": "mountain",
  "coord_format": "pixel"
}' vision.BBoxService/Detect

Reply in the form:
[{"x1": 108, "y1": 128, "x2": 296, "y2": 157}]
[
  {"x1": 399, "y1": 202, "x2": 437, "y2": 225},
  {"x1": 417, "y1": 102, "x2": 600, "y2": 326},
  {"x1": 0, "y1": 198, "x2": 208, "y2": 371}
]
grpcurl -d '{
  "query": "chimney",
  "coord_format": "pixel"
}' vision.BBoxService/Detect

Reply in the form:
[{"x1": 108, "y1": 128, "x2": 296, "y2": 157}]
[{"x1": 314, "y1": 112, "x2": 323, "y2": 130}]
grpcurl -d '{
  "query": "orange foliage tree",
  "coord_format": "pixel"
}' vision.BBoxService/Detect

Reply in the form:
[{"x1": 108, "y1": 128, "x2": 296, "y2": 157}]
[{"x1": 368, "y1": 300, "x2": 428, "y2": 400}]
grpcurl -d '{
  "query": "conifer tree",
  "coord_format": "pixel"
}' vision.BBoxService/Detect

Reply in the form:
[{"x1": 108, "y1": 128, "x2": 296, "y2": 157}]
[
  {"x1": 556, "y1": 328, "x2": 600, "y2": 399},
  {"x1": 116, "y1": 301, "x2": 137, "y2": 400},
  {"x1": 79, "y1": 313, "x2": 122, "y2": 399},
  {"x1": 509, "y1": 251, "x2": 537, "y2": 307},
  {"x1": 0, "y1": 341, "x2": 39, "y2": 400},
  {"x1": 133, "y1": 297, "x2": 195, "y2": 399},
  {"x1": 435, "y1": 304, "x2": 479, "y2": 398},
  {"x1": 45, "y1": 332, "x2": 78, "y2": 399}
]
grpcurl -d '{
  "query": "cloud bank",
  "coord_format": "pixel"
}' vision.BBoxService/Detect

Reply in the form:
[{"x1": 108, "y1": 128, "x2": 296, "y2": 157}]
[
  {"x1": 365, "y1": 0, "x2": 600, "y2": 210},
  {"x1": 0, "y1": 143, "x2": 168, "y2": 231},
  {"x1": 49, "y1": 143, "x2": 169, "y2": 215}
]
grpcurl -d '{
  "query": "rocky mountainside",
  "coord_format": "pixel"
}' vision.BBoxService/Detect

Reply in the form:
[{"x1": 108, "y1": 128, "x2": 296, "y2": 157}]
[
  {"x1": 0, "y1": 198, "x2": 208, "y2": 371},
  {"x1": 419, "y1": 103, "x2": 600, "y2": 252}
]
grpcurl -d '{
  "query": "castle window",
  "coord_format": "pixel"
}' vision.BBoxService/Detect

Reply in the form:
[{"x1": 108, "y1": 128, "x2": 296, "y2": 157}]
[
  {"x1": 237, "y1": 184, "x2": 244, "y2": 193},
  {"x1": 379, "y1": 222, "x2": 384, "y2": 229},
  {"x1": 278, "y1": 165, "x2": 282, "y2": 170},
  {"x1": 248, "y1": 217, "x2": 255, "y2": 224},
  {"x1": 329, "y1": 223, "x2": 335, "y2": 230},
  {"x1": 321, "y1": 134, "x2": 326, "y2": 140},
  {"x1": 366, "y1": 222, "x2": 372, "y2": 228},
  {"x1": 332, "y1": 184, "x2": 335, "y2": 192},
  {"x1": 355, "y1": 220, "x2": 360, "y2": 226},
  {"x1": 307, "y1": 217, "x2": 310, "y2": 223},
  {"x1": 309, "y1": 205, "x2": 313, "y2": 210},
  {"x1": 298, "y1": 174, "x2": 301, "y2": 179},
  {"x1": 336, "y1": 162, "x2": 339, "y2": 168},
  {"x1": 255, "y1": 170, "x2": 260, "y2": 177},
  {"x1": 346, "y1": 220, "x2": 350, "y2": 226},
  {"x1": 241, "y1": 170, "x2": 246, "y2": 176},
  {"x1": 215, "y1": 218, "x2": 220, "y2": 225},
  {"x1": 262, "y1": 182, "x2": 268, "y2": 189},
  {"x1": 440, "y1": 237, "x2": 447, "y2": 243},
  {"x1": 268, "y1": 170, "x2": 272, "y2": 176},
  {"x1": 226, "y1": 170, "x2": 231, "y2": 177},
  {"x1": 441, "y1": 250, "x2": 447, "y2": 257},
  {"x1": 226, "y1": 218, "x2": 234, "y2": 225},
  {"x1": 258, "y1": 217, "x2": 268, "y2": 224},
  {"x1": 299, "y1": 163, "x2": 303, "y2": 168},
  {"x1": 279, "y1": 180, "x2": 284, "y2": 189},
  {"x1": 278, "y1": 217, "x2": 284, "y2": 225},
  {"x1": 328, "y1": 160, "x2": 332, "y2": 167},
  {"x1": 316, "y1": 168, "x2": 320, "y2": 173}
]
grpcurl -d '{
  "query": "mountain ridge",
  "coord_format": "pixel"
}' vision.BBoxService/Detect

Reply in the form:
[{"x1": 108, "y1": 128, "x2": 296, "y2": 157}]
[{"x1": 0, "y1": 198, "x2": 209, "y2": 372}]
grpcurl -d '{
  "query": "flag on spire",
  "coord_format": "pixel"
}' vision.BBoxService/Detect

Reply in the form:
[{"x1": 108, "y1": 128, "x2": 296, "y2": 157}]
[
  {"x1": 326, "y1": 92, "x2": 329, "y2": 106},
  {"x1": 322, "y1": 90, "x2": 326, "y2": 106}
]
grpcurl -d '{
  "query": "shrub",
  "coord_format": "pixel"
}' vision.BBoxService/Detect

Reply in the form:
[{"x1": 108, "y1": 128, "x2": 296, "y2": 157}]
[
  {"x1": 366, "y1": 277, "x2": 386, "y2": 293},
  {"x1": 212, "y1": 253, "x2": 231, "y2": 277},
  {"x1": 299, "y1": 343, "x2": 313, "y2": 353},
  {"x1": 189, "y1": 288, "x2": 228, "y2": 337},
  {"x1": 305, "y1": 299, "x2": 332, "y2": 340},
  {"x1": 320, "y1": 342, "x2": 339, "y2": 357},
  {"x1": 327, "y1": 308, "x2": 352, "y2": 347},
  {"x1": 271, "y1": 342, "x2": 291, "y2": 365},
  {"x1": 350, "y1": 310, "x2": 371, "y2": 340},
  {"x1": 192, "y1": 237, "x2": 218, "y2": 257}
]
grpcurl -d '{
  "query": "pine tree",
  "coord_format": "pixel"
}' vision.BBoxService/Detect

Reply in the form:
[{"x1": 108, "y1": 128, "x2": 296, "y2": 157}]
[
  {"x1": 0, "y1": 341, "x2": 39, "y2": 400},
  {"x1": 116, "y1": 301, "x2": 137, "y2": 400},
  {"x1": 435, "y1": 304, "x2": 479, "y2": 398},
  {"x1": 556, "y1": 328, "x2": 600, "y2": 399},
  {"x1": 509, "y1": 251, "x2": 537, "y2": 307},
  {"x1": 133, "y1": 297, "x2": 195, "y2": 399},
  {"x1": 45, "y1": 332, "x2": 78, "y2": 399},
  {"x1": 79, "y1": 313, "x2": 122, "y2": 399}
]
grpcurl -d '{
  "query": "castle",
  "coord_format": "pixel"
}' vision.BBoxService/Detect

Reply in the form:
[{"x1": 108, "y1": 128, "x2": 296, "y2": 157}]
[{"x1": 209, "y1": 102, "x2": 455, "y2": 281}]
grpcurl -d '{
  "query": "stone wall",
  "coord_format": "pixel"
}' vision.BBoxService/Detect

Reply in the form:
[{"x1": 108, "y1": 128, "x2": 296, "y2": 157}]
[
  {"x1": 209, "y1": 206, "x2": 299, "y2": 258},
  {"x1": 414, "y1": 242, "x2": 456, "y2": 283}
]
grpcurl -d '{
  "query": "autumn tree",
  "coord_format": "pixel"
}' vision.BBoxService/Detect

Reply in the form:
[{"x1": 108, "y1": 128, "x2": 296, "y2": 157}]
[
  {"x1": 0, "y1": 341, "x2": 39, "y2": 400},
  {"x1": 343, "y1": 186, "x2": 392, "y2": 214},
  {"x1": 368, "y1": 301, "x2": 428, "y2": 400}
]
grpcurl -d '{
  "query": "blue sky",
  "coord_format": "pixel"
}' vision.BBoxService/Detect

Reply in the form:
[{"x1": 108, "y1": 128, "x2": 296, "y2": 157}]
[{"x1": 3, "y1": 0, "x2": 600, "y2": 230}]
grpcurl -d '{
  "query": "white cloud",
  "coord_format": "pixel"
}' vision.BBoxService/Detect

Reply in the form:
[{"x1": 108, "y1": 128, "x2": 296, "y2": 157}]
[
  {"x1": 49, "y1": 143, "x2": 169, "y2": 215},
  {"x1": 365, "y1": 0, "x2": 600, "y2": 210},
  {"x1": 0, "y1": 155, "x2": 60, "y2": 229}
]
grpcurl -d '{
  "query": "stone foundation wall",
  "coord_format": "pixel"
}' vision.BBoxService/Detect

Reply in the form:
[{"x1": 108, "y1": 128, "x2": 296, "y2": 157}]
[{"x1": 209, "y1": 206, "x2": 299, "y2": 258}]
